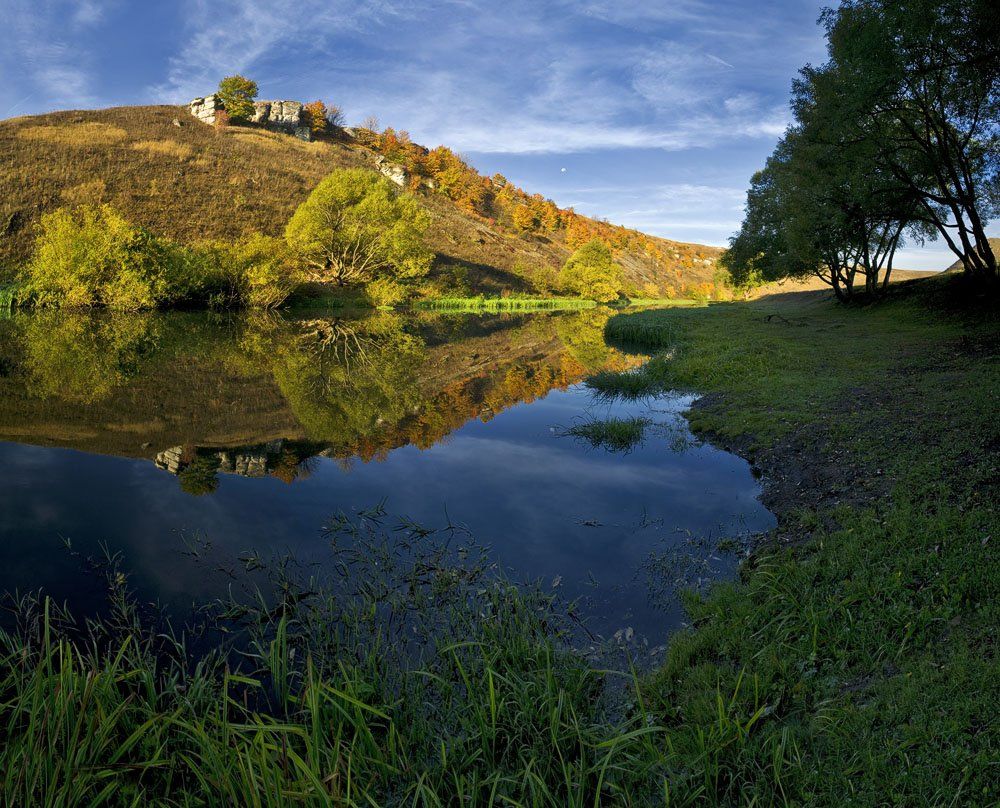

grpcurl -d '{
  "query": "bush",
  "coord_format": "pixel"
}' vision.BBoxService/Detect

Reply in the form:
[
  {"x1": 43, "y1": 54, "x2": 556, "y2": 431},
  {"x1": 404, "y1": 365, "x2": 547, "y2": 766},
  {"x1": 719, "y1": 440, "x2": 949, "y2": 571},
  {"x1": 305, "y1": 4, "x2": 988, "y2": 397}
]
[
  {"x1": 558, "y1": 239, "x2": 622, "y2": 302},
  {"x1": 22, "y1": 205, "x2": 303, "y2": 310},
  {"x1": 22, "y1": 205, "x2": 184, "y2": 310},
  {"x1": 191, "y1": 235, "x2": 303, "y2": 309},
  {"x1": 365, "y1": 277, "x2": 407, "y2": 308}
]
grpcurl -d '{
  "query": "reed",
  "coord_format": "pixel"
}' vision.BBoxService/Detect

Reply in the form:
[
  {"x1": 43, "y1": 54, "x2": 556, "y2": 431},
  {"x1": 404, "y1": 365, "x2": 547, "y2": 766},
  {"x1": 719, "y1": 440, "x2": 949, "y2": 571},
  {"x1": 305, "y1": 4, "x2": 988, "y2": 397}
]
[{"x1": 414, "y1": 296, "x2": 597, "y2": 312}]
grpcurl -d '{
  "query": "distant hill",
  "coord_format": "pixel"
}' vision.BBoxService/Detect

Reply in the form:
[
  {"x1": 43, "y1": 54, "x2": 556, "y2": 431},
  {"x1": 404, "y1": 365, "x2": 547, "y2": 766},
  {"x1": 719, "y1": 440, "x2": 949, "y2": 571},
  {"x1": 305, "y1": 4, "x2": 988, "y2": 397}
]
[
  {"x1": 0, "y1": 105, "x2": 723, "y2": 297},
  {"x1": 944, "y1": 238, "x2": 1000, "y2": 273}
]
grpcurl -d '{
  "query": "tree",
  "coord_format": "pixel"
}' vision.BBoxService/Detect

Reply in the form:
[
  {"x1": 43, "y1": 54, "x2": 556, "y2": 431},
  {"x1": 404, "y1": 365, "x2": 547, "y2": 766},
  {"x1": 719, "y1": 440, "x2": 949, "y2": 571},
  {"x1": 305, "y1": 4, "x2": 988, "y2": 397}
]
[
  {"x1": 303, "y1": 101, "x2": 329, "y2": 135},
  {"x1": 285, "y1": 168, "x2": 432, "y2": 287},
  {"x1": 559, "y1": 240, "x2": 622, "y2": 301},
  {"x1": 511, "y1": 205, "x2": 538, "y2": 232},
  {"x1": 325, "y1": 104, "x2": 346, "y2": 128},
  {"x1": 822, "y1": 0, "x2": 999, "y2": 281},
  {"x1": 724, "y1": 67, "x2": 925, "y2": 303},
  {"x1": 217, "y1": 75, "x2": 258, "y2": 122}
]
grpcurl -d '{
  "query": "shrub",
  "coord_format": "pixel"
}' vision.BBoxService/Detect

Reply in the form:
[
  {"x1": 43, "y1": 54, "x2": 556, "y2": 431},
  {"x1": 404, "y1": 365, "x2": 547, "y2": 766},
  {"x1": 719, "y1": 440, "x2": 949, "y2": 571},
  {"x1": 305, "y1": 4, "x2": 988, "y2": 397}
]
[
  {"x1": 217, "y1": 75, "x2": 258, "y2": 122},
  {"x1": 188, "y1": 235, "x2": 303, "y2": 309},
  {"x1": 365, "y1": 277, "x2": 408, "y2": 308},
  {"x1": 22, "y1": 205, "x2": 303, "y2": 310},
  {"x1": 558, "y1": 239, "x2": 623, "y2": 302},
  {"x1": 285, "y1": 168, "x2": 432, "y2": 287},
  {"x1": 22, "y1": 205, "x2": 183, "y2": 310}
]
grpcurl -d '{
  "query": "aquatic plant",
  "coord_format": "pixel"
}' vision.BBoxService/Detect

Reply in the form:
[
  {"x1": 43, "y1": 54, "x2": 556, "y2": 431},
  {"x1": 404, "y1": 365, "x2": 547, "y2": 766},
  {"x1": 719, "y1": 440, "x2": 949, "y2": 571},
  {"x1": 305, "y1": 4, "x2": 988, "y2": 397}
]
[
  {"x1": 561, "y1": 416, "x2": 651, "y2": 453},
  {"x1": 584, "y1": 368, "x2": 663, "y2": 401}
]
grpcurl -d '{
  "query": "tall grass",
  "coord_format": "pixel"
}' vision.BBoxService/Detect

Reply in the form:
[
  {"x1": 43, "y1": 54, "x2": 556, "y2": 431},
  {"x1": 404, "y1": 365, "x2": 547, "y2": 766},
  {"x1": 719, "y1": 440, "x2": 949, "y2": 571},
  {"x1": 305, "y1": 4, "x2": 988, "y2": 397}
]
[
  {"x1": 414, "y1": 296, "x2": 597, "y2": 312},
  {"x1": 0, "y1": 513, "x2": 671, "y2": 805}
]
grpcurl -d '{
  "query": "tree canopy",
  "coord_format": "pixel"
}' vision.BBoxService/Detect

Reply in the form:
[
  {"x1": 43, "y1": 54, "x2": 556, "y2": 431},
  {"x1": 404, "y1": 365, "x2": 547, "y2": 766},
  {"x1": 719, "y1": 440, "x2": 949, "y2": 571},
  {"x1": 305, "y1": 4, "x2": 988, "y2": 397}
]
[
  {"x1": 724, "y1": 0, "x2": 999, "y2": 297},
  {"x1": 217, "y1": 75, "x2": 258, "y2": 122},
  {"x1": 284, "y1": 168, "x2": 432, "y2": 288}
]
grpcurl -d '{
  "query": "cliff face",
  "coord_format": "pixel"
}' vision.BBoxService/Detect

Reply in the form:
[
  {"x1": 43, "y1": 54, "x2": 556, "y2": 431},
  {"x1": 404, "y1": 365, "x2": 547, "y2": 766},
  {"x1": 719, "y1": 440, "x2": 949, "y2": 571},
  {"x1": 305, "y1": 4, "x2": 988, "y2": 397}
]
[{"x1": 188, "y1": 95, "x2": 310, "y2": 139}]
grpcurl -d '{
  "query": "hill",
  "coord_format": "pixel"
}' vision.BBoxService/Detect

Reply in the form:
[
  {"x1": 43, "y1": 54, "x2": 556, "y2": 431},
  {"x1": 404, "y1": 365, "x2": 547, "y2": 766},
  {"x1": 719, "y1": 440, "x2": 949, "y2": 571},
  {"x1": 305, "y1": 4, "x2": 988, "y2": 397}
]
[
  {"x1": 0, "y1": 105, "x2": 722, "y2": 298},
  {"x1": 945, "y1": 238, "x2": 1000, "y2": 273}
]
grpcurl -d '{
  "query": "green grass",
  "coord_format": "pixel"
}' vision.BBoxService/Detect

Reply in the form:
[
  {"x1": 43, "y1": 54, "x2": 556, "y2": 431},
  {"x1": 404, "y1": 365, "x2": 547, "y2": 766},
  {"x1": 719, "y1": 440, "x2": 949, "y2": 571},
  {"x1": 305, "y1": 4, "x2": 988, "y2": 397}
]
[
  {"x1": 621, "y1": 297, "x2": 702, "y2": 308},
  {"x1": 0, "y1": 519, "x2": 668, "y2": 806},
  {"x1": 561, "y1": 416, "x2": 651, "y2": 452},
  {"x1": 608, "y1": 276, "x2": 1000, "y2": 803},
  {"x1": 414, "y1": 295, "x2": 598, "y2": 312}
]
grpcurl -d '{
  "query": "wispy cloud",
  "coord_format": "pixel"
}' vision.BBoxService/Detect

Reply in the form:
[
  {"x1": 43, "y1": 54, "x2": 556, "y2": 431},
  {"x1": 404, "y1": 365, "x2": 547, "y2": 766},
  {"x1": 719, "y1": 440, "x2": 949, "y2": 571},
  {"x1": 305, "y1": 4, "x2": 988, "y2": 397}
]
[
  {"x1": 145, "y1": 0, "x2": 800, "y2": 156},
  {"x1": 0, "y1": 0, "x2": 109, "y2": 115}
]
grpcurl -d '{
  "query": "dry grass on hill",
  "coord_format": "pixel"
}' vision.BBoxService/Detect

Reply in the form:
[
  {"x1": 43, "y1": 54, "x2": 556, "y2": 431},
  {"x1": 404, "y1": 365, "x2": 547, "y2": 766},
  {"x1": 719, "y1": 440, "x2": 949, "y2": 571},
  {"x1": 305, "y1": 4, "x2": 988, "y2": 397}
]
[{"x1": 0, "y1": 105, "x2": 721, "y2": 294}]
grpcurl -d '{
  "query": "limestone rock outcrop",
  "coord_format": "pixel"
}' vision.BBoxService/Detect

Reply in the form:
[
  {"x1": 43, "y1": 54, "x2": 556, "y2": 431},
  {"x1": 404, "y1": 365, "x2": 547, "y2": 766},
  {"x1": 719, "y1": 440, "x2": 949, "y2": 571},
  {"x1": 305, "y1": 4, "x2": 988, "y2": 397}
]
[
  {"x1": 189, "y1": 95, "x2": 222, "y2": 124},
  {"x1": 249, "y1": 100, "x2": 304, "y2": 129},
  {"x1": 188, "y1": 96, "x2": 309, "y2": 139},
  {"x1": 374, "y1": 156, "x2": 408, "y2": 187},
  {"x1": 154, "y1": 446, "x2": 184, "y2": 474}
]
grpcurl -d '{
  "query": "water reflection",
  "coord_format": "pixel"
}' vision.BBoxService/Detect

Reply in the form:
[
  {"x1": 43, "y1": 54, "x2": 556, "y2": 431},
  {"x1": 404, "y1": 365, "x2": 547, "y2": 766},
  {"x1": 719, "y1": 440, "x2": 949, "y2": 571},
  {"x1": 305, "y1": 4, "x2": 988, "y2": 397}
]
[{"x1": 0, "y1": 308, "x2": 774, "y2": 640}]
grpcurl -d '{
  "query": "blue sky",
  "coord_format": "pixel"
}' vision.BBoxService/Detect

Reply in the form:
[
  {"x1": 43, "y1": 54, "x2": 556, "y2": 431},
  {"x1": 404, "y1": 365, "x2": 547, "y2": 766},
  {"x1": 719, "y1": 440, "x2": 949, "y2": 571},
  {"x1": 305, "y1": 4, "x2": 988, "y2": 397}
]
[{"x1": 2, "y1": 0, "x2": 981, "y2": 269}]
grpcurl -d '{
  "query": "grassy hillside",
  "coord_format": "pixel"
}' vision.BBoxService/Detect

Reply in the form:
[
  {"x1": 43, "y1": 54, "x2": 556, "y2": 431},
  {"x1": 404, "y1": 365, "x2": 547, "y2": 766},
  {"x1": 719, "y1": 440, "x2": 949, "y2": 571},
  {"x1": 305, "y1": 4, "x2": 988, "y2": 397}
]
[
  {"x1": 0, "y1": 105, "x2": 722, "y2": 297},
  {"x1": 945, "y1": 238, "x2": 1000, "y2": 273}
]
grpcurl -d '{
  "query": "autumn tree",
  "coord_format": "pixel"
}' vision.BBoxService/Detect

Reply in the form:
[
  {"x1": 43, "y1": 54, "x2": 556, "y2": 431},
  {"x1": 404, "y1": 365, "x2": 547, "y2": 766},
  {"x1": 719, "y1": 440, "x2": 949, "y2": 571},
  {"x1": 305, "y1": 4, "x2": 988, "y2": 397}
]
[
  {"x1": 217, "y1": 75, "x2": 258, "y2": 122},
  {"x1": 303, "y1": 101, "x2": 329, "y2": 135},
  {"x1": 512, "y1": 205, "x2": 538, "y2": 232},
  {"x1": 285, "y1": 168, "x2": 432, "y2": 287},
  {"x1": 559, "y1": 239, "x2": 622, "y2": 301}
]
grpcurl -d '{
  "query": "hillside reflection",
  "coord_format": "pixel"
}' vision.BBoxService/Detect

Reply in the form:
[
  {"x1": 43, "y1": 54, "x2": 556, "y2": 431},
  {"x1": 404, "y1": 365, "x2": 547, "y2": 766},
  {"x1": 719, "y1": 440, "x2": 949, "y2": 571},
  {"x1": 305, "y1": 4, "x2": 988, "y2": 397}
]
[{"x1": 0, "y1": 308, "x2": 644, "y2": 488}]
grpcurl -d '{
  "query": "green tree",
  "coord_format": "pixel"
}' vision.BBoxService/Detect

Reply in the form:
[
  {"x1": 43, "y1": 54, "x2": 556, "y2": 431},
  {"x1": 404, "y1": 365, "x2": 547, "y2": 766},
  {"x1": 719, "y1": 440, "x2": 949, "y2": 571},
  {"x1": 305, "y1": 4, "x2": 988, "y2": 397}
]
[
  {"x1": 821, "y1": 0, "x2": 998, "y2": 280},
  {"x1": 217, "y1": 75, "x2": 258, "y2": 122},
  {"x1": 285, "y1": 168, "x2": 432, "y2": 287},
  {"x1": 558, "y1": 240, "x2": 622, "y2": 301}
]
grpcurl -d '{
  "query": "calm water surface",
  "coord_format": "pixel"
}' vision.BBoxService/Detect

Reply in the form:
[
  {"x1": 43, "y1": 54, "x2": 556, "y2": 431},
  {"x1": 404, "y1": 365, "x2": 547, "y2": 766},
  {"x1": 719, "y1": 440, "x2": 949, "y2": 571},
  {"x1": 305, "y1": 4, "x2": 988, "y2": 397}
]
[{"x1": 0, "y1": 307, "x2": 774, "y2": 641}]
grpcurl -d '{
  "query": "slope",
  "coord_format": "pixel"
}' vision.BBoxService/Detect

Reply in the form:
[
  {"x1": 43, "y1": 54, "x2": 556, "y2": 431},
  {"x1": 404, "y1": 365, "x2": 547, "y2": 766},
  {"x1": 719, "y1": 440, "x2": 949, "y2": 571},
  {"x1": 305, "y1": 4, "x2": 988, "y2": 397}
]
[{"x1": 0, "y1": 105, "x2": 722, "y2": 296}]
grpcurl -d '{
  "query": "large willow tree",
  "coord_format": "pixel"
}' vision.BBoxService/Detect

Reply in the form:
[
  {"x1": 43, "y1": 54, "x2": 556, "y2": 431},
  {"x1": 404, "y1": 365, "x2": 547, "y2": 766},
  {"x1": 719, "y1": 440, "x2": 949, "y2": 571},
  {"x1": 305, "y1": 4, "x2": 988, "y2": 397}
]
[{"x1": 285, "y1": 169, "x2": 432, "y2": 288}]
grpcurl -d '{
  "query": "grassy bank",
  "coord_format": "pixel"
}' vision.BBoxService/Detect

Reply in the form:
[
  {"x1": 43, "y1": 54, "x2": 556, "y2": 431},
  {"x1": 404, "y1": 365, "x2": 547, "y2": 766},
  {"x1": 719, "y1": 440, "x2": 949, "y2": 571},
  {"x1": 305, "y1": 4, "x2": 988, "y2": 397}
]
[
  {"x1": 604, "y1": 276, "x2": 999, "y2": 803},
  {"x1": 0, "y1": 517, "x2": 667, "y2": 806},
  {"x1": 1, "y1": 275, "x2": 995, "y2": 804}
]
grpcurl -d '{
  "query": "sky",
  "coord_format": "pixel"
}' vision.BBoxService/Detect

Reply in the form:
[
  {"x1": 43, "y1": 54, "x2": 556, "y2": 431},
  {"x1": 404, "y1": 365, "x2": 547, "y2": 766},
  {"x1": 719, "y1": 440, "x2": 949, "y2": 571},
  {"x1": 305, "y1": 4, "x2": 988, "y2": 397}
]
[{"x1": 1, "y1": 0, "x2": 984, "y2": 270}]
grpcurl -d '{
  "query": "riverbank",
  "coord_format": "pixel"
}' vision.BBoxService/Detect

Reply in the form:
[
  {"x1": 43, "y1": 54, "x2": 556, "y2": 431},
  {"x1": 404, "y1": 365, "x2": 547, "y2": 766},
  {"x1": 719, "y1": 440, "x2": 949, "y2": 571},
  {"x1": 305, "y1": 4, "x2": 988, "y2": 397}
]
[{"x1": 606, "y1": 274, "x2": 998, "y2": 802}]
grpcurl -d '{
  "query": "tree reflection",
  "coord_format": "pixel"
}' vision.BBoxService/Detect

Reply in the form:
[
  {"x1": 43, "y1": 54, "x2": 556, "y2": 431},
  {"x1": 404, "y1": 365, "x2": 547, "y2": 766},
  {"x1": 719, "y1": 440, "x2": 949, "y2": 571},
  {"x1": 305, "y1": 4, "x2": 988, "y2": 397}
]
[
  {"x1": 0, "y1": 307, "x2": 645, "y2": 482},
  {"x1": 20, "y1": 311, "x2": 158, "y2": 404},
  {"x1": 271, "y1": 312, "x2": 426, "y2": 447}
]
